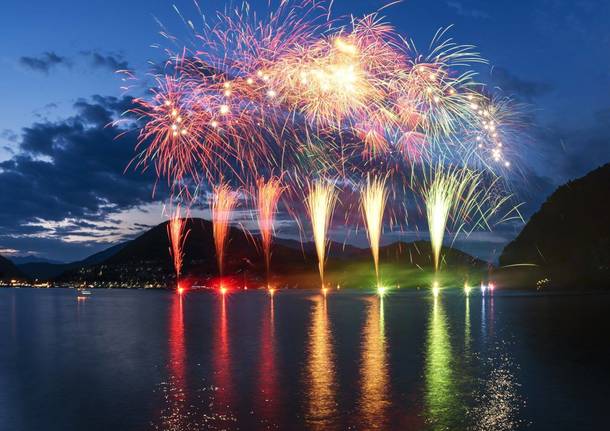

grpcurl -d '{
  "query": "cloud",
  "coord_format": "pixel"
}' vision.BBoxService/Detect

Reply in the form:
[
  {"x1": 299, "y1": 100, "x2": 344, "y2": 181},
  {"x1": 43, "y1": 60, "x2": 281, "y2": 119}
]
[
  {"x1": 491, "y1": 67, "x2": 553, "y2": 101},
  {"x1": 19, "y1": 52, "x2": 71, "y2": 74},
  {"x1": 446, "y1": 1, "x2": 490, "y2": 19},
  {"x1": 1, "y1": 129, "x2": 18, "y2": 143},
  {"x1": 81, "y1": 51, "x2": 131, "y2": 72},
  {"x1": 0, "y1": 95, "x2": 168, "y2": 260}
]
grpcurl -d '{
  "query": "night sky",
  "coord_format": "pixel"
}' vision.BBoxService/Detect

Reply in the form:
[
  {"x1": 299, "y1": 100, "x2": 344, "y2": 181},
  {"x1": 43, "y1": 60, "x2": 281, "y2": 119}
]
[{"x1": 1, "y1": 0, "x2": 609, "y2": 262}]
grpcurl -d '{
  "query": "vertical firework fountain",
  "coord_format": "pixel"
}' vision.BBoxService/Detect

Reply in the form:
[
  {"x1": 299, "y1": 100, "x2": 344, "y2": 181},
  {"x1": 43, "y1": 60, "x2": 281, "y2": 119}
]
[
  {"x1": 256, "y1": 177, "x2": 284, "y2": 290},
  {"x1": 360, "y1": 175, "x2": 388, "y2": 293},
  {"x1": 305, "y1": 180, "x2": 338, "y2": 290},
  {"x1": 424, "y1": 165, "x2": 512, "y2": 295},
  {"x1": 424, "y1": 168, "x2": 459, "y2": 274},
  {"x1": 212, "y1": 183, "x2": 238, "y2": 281},
  {"x1": 167, "y1": 205, "x2": 189, "y2": 291}
]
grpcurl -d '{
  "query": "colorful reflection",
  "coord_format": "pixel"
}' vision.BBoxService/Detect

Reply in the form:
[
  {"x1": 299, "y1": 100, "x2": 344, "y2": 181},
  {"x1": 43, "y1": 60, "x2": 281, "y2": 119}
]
[
  {"x1": 155, "y1": 293, "x2": 187, "y2": 430},
  {"x1": 359, "y1": 296, "x2": 390, "y2": 430},
  {"x1": 256, "y1": 295, "x2": 279, "y2": 426},
  {"x1": 212, "y1": 294, "x2": 234, "y2": 418},
  {"x1": 424, "y1": 297, "x2": 462, "y2": 430},
  {"x1": 304, "y1": 294, "x2": 337, "y2": 429},
  {"x1": 465, "y1": 296, "x2": 471, "y2": 355}
]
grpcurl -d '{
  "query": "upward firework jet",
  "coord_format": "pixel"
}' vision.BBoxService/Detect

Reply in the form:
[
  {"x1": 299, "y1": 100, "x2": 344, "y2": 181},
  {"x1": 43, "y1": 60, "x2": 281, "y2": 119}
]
[
  {"x1": 256, "y1": 177, "x2": 284, "y2": 285},
  {"x1": 305, "y1": 180, "x2": 338, "y2": 288},
  {"x1": 424, "y1": 164, "x2": 515, "y2": 272},
  {"x1": 167, "y1": 205, "x2": 189, "y2": 282},
  {"x1": 360, "y1": 175, "x2": 388, "y2": 288},
  {"x1": 212, "y1": 184, "x2": 238, "y2": 278}
]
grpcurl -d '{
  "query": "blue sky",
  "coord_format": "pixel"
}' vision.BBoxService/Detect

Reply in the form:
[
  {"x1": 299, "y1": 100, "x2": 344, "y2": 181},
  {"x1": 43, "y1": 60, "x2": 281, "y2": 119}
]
[{"x1": 1, "y1": 0, "x2": 609, "y2": 261}]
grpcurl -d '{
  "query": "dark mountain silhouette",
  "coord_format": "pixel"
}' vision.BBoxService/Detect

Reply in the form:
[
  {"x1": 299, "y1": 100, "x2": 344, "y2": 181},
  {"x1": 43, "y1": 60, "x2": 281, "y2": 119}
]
[
  {"x1": 18, "y1": 242, "x2": 127, "y2": 280},
  {"x1": 10, "y1": 255, "x2": 64, "y2": 265},
  {"x1": 0, "y1": 255, "x2": 26, "y2": 280},
  {"x1": 500, "y1": 163, "x2": 610, "y2": 288},
  {"x1": 56, "y1": 217, "x2": 488, "y2": 287}
]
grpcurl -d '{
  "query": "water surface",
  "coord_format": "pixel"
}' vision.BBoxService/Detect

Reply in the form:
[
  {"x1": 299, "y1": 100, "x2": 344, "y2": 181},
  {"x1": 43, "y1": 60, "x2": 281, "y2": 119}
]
[{"x1": 1, "y1": 288, "x2": 608, "y2": 430}]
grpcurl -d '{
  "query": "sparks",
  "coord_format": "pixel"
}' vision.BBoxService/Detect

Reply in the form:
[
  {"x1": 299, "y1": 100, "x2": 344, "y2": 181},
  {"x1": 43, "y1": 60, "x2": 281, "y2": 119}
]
[{"x1": 305, "y1": 180, "x2": 338, "y2": 289}]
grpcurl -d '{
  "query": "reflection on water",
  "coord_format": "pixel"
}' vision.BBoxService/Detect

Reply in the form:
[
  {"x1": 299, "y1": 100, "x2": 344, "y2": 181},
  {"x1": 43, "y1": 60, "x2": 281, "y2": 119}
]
[
  {"x1": 256, "y1": 296, "x2": 280, "y2": 429},
  {"x1": 211, "y1": 294, "x2": 237, "y2": 426},
  {"x1": 470, "y1": 295, "x2": 526, "y2": 431},
  {"x1": 9, "y1": 289, "x2": 602, "y2": 431},
  {"x1": 470, "y1": 352, "x2": 525, "y2": 431},
  {"x1": 465, "y1": 296, "x2": 471, "y2": 355},
  {"x1": 154, "y1": 294, "x2": 189, "y2": 430},
  {"x1": 304, "y1": 294, "x2": 337, "y2": 430},
  {"x1": 424, "y1": 297, "x2": 462, "y2": 430},
  {"x1": 359, "y1": 296, "x2": 390, "y2": 430}
]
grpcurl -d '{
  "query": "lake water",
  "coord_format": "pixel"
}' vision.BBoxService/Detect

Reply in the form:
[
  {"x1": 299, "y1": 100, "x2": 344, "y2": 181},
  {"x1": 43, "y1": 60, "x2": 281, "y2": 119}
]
[{"x1": 1, "y1": 288, "x2": 608, "y2": 430}]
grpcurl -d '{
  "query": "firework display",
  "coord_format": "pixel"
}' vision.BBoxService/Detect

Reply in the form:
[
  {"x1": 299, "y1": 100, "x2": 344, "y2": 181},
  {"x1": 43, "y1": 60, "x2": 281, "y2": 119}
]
[
  {"x1": 255, "y1": 177, "x2": 284, "y2": 286},
  {"x1": 167, "y1": 204, "x2": 189, "y2": 280},
  {"x1": 360, "y1": 175, "x2": 388, "y2": 290},
  {"x1": 128, "y1": 0, "x2": 523, "y2": 292},
  {"x1": 305, "y1": 180, "x2": 338, "y2": 289},
  {"x1": 211, "y1": 183, "x2": 239, "y2": 278}
]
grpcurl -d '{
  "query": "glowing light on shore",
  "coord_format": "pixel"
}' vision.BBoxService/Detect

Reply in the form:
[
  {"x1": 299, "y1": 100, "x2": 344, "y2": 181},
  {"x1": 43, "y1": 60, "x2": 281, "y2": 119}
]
[
  {"x1": 464, "y1": 282, "x2": 472, "y2": 296},
  {"x1": 305, "y1": 180, "x2": 338, "y2": 288},
  {"x1": 360, "y1": 175, "x2": 388, "y2": 289},
  {"x1": 212, "y1": 183, "x2": 238, "y2": 278}
]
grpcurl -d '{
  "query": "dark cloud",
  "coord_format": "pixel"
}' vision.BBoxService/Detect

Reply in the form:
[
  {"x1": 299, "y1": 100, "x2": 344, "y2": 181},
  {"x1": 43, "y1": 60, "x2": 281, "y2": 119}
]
[
  {"x1": 19, "y1": 52, "x2": 71, "y2": 74},
  {"x1": 491, "y1": 67, "x2": 554, "y2": 101},
  {"x1": 0, "y1": 95, "x2": 166, "y2": 260},
  {"x1": 2, "y1": 129, "x2": 18, "y2": 143},
  {"x1": 81, "y1": 51, "x2": 130, "y2": 72},
  {"x1": 446, "y1": 1, "x2": 490, "y2": 19}
]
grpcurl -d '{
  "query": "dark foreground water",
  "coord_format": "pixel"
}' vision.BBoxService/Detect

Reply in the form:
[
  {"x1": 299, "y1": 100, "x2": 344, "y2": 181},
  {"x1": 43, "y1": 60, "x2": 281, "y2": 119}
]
[{"x1": 1, "y1": 288, "x2": 609, "y2": 431}]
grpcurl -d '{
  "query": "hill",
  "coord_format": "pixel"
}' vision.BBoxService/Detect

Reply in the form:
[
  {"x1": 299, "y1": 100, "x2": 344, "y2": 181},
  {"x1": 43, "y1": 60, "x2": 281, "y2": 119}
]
[
  {"x1": 499, "y1": 163, "x2": 610, "y2": 288},
  {"x1": 17, "y1": 242, "x2": 127, "y2": 280},
  {"x1": 0, "y1": 255, "x2": 26, "y2": 281},
  {"x1": 57, "y1": 217, "x2": 488, "y2": 288}
]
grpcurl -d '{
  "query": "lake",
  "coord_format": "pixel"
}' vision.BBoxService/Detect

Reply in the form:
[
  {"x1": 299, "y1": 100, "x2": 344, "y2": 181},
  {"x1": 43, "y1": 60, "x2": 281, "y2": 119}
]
[{"x1": 1, "y1": 288, "x2": 608, "y2": 430}]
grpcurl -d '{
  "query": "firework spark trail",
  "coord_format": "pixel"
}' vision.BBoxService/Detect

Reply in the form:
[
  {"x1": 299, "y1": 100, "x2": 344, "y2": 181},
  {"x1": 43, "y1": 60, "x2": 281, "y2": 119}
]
[
  {"x1": 167, "y1": 205, "x2": 190, "y2": 280},
  {"x1": 424, "y1": 163, "x2": 517, "y2": 272},
  {"x1": 212, "y1": 183, "x2": 238, "y2": 278},
  {"x1": 305, "y1": 180, "x2": 338, "y2": 288},
  {"x1": 360, "y1": 175, "x2": 388, "y2": 288},
  {"x1": 256, "y1": 177, "x2": 284, "y2": 285}
]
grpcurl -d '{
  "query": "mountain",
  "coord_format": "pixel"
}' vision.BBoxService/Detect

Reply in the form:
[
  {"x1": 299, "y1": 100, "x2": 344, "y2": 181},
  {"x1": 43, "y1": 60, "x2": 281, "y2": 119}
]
[
  {"x1": 0, "y1": 255, "x2": 26, "y2": 280},
  {"x1": 18, "y1": 242, "x2": 127, "y2": 280},
  {"x1": 500, "y1": 163, "x2": 610, "y2": 288},
  {"x1": 10, "y1": 255, "x2": 64, "y2": 265},
  {"x1": 57, "y1": 217, "x2": 488, "y2": 288}
]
